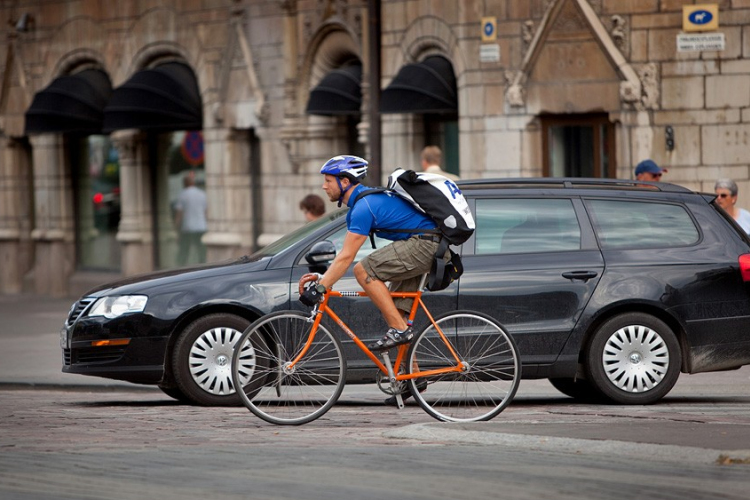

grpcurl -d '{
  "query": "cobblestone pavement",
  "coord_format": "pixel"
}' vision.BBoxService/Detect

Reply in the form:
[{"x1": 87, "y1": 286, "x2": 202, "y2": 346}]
[
  {"x1": 1, "y1": 293, "x2": 750, "y2": 499},
  {"x1": 1, "y1": 380, "x2": 750, "y2": 500}
]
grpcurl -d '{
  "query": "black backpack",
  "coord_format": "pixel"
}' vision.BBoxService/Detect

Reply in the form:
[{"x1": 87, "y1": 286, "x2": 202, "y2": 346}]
[{"x1": 351, "y1": 169, "x2": 472, "y2": 291}]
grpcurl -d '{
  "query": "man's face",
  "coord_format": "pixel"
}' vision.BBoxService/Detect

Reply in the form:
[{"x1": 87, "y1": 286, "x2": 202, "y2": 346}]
[
  {"x1": 715, "y1": 188, "x2": 736, "y2": 211},
  {"x1": 322, "y1": 174, "x2": 343, "y2": 202},
  {"x1": 637, "y1": 171, "x2": 662, "y2": 182}
]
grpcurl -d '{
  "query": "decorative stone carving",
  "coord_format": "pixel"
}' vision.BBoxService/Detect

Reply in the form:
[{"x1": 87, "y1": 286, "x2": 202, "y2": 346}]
[
  {"x1": 522, "y1": 21, "x2": 535, "y2": 52},
  {"x1": 610, "y1": 15, "x2": 627, "y2": 53},
  {"x1": 552, "y1": 0, "x2": 588, "y2": 33},
  {"x1": 638, "y1": 63, "x2": 659, "y2": 110},
  {"x1": 619, "y1": 81, "x2": 640, "y2": 104}
]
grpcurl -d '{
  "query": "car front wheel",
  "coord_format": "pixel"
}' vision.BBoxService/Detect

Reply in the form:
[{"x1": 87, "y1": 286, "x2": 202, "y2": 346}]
[
  {"x1": 584, "y1": 312, "x2": 681, "y2": 405},
  {"x1": 172, "y1": 313, "x2": 252, "y2": 406}
]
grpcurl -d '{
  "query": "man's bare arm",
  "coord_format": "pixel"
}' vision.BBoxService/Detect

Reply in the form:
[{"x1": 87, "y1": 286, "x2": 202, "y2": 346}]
[{"x1": 319, "y1": 232, "x2": 367, "y2": 289}]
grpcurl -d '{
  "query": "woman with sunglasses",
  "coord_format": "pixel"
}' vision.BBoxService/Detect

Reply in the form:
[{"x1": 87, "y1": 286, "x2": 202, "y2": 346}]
[{"x1": 715, "y1": 178, "x2": 750, "y2": 235}]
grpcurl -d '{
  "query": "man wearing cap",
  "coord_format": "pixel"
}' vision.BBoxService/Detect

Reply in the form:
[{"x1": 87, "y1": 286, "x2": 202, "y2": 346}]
[{"x1": 635, "y1": 159, "x2": 667, "y2": 181}]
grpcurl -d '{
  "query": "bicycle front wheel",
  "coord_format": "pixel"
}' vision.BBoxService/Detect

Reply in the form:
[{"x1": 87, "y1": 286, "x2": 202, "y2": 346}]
[
  {"x1": 232, "y1": 310, "x2": 346, "y2": 425},
  {"x1": 407, "y1": 311, "x2": 520, "y2": 422}
]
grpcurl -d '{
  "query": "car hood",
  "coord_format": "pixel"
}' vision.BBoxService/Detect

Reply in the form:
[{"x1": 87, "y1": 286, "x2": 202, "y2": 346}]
[{"x1": 83, "y1": 255, "x2": 271, "y2": 297}]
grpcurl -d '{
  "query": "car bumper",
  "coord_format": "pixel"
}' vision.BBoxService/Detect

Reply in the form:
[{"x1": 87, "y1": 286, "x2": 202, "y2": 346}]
[{"x1": 61, "y1": 312, "x2": 169, "y2": 385}]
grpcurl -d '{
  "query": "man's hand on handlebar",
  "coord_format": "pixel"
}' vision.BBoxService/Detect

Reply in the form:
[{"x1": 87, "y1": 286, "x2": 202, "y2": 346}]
[{"x1": 299, "y1": 273, "x2": 325, "y2": 306}]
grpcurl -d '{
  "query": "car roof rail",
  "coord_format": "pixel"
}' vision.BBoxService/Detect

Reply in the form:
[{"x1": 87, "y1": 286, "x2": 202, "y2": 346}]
[{"x1": 456, "y1": 177, "x2": 694, "y2": 193}]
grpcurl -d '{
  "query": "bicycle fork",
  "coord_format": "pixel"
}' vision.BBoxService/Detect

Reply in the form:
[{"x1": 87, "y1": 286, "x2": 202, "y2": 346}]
[{"x1": 380, "y1": 351, "x2": 404, "y2": 409}]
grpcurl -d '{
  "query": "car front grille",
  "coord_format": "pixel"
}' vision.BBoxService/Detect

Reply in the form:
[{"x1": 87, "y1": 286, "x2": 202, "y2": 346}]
[
  {"x1": 63, "y1": 349, "x2": 71, "y2": 366},
  {"x1": 66, "y1": 298, "x2": 96, "y2": 327}
]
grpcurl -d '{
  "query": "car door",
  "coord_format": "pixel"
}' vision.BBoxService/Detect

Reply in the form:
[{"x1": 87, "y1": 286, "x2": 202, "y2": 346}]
[{"x1": 457, "y1": 196, "x2": 604, "y2": 374}]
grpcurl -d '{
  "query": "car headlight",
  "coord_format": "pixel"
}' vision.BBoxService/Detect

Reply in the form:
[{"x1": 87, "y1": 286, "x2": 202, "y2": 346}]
[{"x1": 88, "y1": 295, "x2": 148, "y2": 319}]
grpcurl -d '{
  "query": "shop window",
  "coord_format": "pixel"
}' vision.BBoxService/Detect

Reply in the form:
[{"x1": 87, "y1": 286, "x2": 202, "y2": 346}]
[
  {"x1": 152, "y1": 131, "x2": 206, "y2": 269},
  {"x1": 541, "y1": 114, "x2": 615, "y2": 178},
  {"x1": 72, "y1": 136, "x2": 121, "y2": 271}
]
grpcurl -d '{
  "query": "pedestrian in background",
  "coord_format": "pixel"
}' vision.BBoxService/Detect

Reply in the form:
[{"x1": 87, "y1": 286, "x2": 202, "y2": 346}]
[
  {"x1": 299, "y1": 194, "x2": 326, "y2": 221},
  {"x1": 421, "y1": 145, "x2": 459, "y2": 181},
  {"x1": 715, "y1": 178, "x2": 750, "y2": 234},
  {"x1": 174, "y1": 171, "x2": 207, "y2": 265},
  {"x1": 634, "y1": 159, "x2": 667, "y2": 182}
]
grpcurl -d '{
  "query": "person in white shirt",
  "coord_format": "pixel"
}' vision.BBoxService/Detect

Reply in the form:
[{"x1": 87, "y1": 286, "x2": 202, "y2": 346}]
[
  {"x1": 421, "y1": 145, "x2": 459, "y2": 181},
  {"x1": 174, "y1": 171, "x2": 208, "y2": 265},
  {"x1": 715, "y1": 178, "x2": 750, "y2": 235}
]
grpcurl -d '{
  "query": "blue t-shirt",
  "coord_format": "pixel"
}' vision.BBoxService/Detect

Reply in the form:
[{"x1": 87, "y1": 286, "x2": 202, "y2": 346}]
[{"x1": 346, "y1": 184, "x2": 437, "y2": 241}]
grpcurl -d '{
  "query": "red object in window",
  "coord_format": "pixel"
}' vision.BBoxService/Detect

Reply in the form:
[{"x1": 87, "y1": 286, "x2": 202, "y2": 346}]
[
  {"x1": 739, "y1": 254, "x2": 750, "y2": 282},
  {"x1": 93, "y1": 192, "x2": 104, "y2": 204}
]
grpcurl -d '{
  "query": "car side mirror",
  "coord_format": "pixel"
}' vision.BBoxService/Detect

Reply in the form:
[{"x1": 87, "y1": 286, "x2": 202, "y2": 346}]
[{"x1": 305, "y1": 240, "x2": 337, "y2": 265}]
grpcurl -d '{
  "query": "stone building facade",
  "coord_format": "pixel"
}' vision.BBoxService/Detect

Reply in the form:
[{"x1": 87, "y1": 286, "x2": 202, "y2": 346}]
[{"x1": 0, "y1": 0, "x2": 748, "y2": 297}]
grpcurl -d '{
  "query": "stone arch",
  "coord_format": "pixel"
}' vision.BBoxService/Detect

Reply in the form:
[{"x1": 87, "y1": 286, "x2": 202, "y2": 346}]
[
  {"x1": 116, "y1": 7, "x2": 204, "y2": 89},
  {"x1": 298, "y1": 20, "x2": 362, "y2": 115},
  {"x1": 391, "y1": 16, "x2": 462, "y2": 79},
  {"x1": 43, "y1": 17, "x2": 109, "y2": 83}
]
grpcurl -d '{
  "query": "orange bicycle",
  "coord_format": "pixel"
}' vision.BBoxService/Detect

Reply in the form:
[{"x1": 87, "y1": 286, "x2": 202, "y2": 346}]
[{"x1": 231, "y1": 274, "x2": 521, "y2": 425}]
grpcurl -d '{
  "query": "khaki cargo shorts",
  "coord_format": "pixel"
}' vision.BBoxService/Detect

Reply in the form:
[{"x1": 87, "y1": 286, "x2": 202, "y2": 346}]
[{"x1": 359, "y1": 236, "x2": 440, "y2": 311}]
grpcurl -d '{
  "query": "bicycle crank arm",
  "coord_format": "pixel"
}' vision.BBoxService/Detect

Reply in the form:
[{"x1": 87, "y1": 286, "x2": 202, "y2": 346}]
[{"x1": 381, "y1": 351, "x2": 405, "y2": 410}]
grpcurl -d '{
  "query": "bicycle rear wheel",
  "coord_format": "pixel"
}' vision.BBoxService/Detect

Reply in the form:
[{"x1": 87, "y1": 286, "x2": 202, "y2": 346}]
[
  {"x1": 232, "y1": 310, "x2": 346, "y2": 425},
  {"x1": 407, "y1": 310, "x2": 520, "y2": 422}
]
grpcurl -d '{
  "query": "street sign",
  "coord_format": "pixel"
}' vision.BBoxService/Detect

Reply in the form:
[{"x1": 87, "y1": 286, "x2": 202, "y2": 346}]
[
  {"x1": 480, "y1": 44, "x2": 500, "y2": 63},
  {"x1": 683, "y1": 4, "x2": 718, "y2": 32},
  {"x1": 481, "y1": 16, "x2": 497, "y2": 42},
  {"x1": 677, "y1": 32, "x2": 725, "y2": 52}
]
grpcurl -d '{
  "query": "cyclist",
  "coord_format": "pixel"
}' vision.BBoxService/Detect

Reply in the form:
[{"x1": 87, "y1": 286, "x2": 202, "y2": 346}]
[{"x1": 299, "y1": 155, "x2": 444, "y2": 351}]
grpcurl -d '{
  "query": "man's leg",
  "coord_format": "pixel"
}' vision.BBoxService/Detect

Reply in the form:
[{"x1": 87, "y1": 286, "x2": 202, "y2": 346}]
[{"x1": 353, "y1": 263, "x2": 407, "y2": 331}]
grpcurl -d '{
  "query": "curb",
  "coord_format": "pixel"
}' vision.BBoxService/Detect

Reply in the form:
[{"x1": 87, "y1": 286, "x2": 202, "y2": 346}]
[{"x1": 384, "y1": 422, "x2": 750, "y2": 466}]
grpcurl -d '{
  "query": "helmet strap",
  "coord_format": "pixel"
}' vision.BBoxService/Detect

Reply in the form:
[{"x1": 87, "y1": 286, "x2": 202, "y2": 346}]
[{"x1": 336, "y1": 177, "x2": 352, "y2": 207}]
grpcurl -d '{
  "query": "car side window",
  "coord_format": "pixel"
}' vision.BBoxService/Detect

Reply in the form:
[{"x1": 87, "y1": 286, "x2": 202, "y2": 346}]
[
  {"x1": 475, "y1": 198, "x2": 581, "y2": 255},
  {"x1": 586, "y1": 199, "x2": 699, "y2": 249}
]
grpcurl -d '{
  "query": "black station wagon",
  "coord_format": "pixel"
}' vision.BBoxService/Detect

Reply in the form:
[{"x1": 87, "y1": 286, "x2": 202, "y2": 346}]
[{"x1": 61, "y1": 178, "x2": 750, "y2": 406}]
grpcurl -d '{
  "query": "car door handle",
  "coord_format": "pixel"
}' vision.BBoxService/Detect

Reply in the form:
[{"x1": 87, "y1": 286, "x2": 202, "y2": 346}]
[{"x1": 562, "y1": 271, "x2": 598, "y2": 281}]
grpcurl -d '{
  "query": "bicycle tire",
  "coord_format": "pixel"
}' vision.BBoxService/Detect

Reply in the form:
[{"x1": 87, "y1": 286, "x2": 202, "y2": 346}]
[
  {"x1": 232, "y1": 310, "x2": 346, "y2": 425},
  {"x1": 406, "y1": 310, "x2": 521, "y2": 422}
]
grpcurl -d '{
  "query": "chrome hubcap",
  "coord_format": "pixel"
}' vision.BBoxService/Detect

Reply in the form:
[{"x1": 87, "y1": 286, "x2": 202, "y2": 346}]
[
  {"x1": 189, "y1": 326, "x2": 252, "y2": 396},
  {"x1": 602, "y1": 324, "x2": 669, "y2": 393}
]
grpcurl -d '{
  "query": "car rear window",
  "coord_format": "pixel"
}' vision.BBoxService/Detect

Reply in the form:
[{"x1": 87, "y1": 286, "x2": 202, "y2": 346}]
[
  {"x1": 586, "y1": 199, "x2": 699, "y2": 249},
  {"x1": 475, "y1": 198, "x2": 581, "y2": 254}
]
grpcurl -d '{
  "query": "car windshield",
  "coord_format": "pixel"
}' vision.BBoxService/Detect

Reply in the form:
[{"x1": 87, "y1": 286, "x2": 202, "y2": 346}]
[{"x1": 253, "y1": 208, "x2": 347, "y2": 258}]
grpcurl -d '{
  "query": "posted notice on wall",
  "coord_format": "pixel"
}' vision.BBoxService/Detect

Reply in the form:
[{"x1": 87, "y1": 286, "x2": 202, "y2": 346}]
[{"x1": 677, "y1": 32, "x2": 725, "y2": 52}]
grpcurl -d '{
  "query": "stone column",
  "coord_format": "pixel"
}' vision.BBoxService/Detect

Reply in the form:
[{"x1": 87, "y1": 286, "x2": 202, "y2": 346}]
[
  {"x1": 202, "y1": 127, "x2": 252, "y2": 261},
  {"x1": 0, "y1": 138, "x2": 29, "y2": 293},
  {"x1": 28, "y1": 134, "x2": 75, "y2": 297},
  {"x1": 111, "y1": 130, "x2": 154, "y2": 276}
]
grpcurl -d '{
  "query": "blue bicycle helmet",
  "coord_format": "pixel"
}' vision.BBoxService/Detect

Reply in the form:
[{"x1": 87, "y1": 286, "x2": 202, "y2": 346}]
[{"x1": 320, "y1": 155, "x2": 368, "y2": 206}]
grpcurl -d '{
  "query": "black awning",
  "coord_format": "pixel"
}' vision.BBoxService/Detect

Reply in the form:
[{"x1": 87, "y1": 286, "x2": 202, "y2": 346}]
[
  {"x1": 380, "y1": 56, "x2": 457, "y2": 114},
  {"x1": 25, "y1": 69, "x2": 112, "y2": 135},
  {"x1": 306, "y1": 64, "x2": 362, "y2": 116},
  {"x1": 103, "y1": 62, "x2": 202, "y2": 133}
]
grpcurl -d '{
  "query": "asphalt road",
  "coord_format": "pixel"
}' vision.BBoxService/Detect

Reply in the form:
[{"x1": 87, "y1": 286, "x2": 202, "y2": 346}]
[{"x1": 1, "y1": 293, "x2": 750, "y2": 499}]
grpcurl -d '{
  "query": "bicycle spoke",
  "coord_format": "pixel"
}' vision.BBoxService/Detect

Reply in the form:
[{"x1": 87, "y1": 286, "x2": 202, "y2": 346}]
[
  {"x1": 232, "y1": 311, "x2": 346, "y2": 425},
  {"x1": 408, "y1": 311, "x2": 521, "y2": 422}
]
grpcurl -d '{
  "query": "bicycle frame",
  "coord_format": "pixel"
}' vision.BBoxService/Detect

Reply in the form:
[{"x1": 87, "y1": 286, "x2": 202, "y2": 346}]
[{"x1": 288, "y1": 289, "x2": 465, "y2": 381}]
